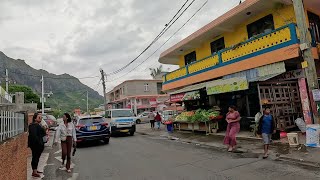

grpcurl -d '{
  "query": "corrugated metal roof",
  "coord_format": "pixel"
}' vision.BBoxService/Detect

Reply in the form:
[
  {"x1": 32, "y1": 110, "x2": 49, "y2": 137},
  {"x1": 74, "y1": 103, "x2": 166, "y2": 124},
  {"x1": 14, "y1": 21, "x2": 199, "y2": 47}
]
[{"x1": 170, "y1": 81, "x2": 207, "y2": 95}]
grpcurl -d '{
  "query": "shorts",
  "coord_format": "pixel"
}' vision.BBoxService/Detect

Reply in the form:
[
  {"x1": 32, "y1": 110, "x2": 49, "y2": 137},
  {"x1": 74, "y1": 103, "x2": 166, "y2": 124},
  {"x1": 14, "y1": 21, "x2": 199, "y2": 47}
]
[{"x1": 262, "y1": 133, "x2": 272, "y2": 145}]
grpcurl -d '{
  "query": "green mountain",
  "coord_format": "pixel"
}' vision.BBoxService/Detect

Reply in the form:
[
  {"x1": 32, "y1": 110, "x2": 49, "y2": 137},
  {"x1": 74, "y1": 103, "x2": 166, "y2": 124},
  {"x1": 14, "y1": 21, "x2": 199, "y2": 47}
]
[{"x1": 0, "y1": 51, "x2": 104, "y2": 113}]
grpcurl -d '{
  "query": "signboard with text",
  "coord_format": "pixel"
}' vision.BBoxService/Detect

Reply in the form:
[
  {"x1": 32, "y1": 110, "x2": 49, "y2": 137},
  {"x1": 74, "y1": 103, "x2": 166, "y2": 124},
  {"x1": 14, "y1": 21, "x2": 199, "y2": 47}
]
[{"x1": 206, "y1": 77, "x2": 249, "y2": 95}]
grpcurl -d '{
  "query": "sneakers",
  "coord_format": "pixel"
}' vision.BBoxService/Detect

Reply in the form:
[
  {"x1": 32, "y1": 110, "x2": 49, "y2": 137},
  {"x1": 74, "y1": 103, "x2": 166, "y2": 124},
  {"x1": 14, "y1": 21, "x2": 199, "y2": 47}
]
[
  {"x1": 67, "y1": 169, "x2": 72, "y2": 173},
  {"x1": 59, "y1": 166, "x2": 67, "y2": 171}
]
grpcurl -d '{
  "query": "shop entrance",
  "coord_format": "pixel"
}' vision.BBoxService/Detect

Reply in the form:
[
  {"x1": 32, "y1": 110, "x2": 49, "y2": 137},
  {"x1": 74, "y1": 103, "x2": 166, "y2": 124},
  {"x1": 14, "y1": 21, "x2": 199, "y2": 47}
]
[{"x1": 258, "y1": 81, "x2": 302, "y2": 130}]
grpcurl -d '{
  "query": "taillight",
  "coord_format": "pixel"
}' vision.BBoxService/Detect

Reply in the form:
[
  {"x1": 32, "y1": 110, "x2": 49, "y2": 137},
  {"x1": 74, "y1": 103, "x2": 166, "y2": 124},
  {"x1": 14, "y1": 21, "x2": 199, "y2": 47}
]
[
  {"x1": 101, "y1": 122, "x2": 108, "y2": 127},
  {"x1": 76, "y1": 124, "x2": 85, "y2": 130}
]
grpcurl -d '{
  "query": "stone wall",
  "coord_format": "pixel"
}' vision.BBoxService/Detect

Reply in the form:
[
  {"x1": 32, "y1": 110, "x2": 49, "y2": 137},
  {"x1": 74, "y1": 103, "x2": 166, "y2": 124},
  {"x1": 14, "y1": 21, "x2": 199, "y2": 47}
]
[{"x1": 0, "y1": 133, "x2": 29, "y2": 180}]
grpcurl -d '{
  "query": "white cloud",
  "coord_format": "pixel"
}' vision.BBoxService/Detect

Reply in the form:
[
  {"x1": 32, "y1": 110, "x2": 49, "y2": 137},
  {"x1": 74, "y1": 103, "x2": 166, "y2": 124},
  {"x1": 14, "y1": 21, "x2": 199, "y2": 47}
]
[{"x1": 0, "y1": 0, "x2": 241, "y2": 94}]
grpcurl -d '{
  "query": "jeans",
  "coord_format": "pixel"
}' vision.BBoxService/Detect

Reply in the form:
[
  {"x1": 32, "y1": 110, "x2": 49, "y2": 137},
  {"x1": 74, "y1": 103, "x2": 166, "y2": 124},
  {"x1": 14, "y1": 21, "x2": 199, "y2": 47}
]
[
  {"x1": 156, "y1": 121, "x2": 161, "y2": 129},
  {"x1": 61, "y1": 136, "x2": 73, "y2": 170},
  {"x1": 150, "y1": 120, "x2": 155, "y2": 128},
  {"x1": 31, "y1": 145, "x2": 44, "y2": 170}
]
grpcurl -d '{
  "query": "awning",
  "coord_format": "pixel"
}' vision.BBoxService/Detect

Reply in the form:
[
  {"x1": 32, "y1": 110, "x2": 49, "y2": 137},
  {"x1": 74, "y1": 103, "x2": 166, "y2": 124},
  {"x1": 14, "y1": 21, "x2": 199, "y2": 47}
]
[
  {"x1": 249, "y1": 73, "x2": 283, "y2": 82},
  {"x1": 169, "y1": 81, "x2": 207, "y2": 95},
  {"x1": 206, "y1": 77, "x2": 249, "y2": 95}
]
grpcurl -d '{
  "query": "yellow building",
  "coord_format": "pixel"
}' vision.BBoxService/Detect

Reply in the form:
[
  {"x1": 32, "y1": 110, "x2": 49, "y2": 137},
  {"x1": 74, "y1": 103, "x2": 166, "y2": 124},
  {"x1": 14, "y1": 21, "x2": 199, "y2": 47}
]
[{"x1": 159, "y1": 0, "x2": 320, "y2": 130}]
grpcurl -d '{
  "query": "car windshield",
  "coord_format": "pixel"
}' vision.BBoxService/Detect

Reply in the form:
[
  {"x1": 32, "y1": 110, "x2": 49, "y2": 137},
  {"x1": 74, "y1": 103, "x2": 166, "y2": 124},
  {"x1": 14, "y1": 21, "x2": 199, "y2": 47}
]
[
  {"x1": 79, "y1": 117, "x2": 104, "y2": 125},
  {"x1": 112, "y1": 110, "x2": 134, "y2": 117},
  {"x1": 47, "y1": 115, "x2": 57, "y2": 121}
]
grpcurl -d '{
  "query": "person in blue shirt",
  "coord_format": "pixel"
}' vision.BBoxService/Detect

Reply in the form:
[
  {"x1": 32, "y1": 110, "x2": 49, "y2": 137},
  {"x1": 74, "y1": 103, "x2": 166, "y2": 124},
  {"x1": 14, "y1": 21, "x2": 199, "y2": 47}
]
[{"x1": 257, "y1": 107, "x2": 276, "y2": 159}]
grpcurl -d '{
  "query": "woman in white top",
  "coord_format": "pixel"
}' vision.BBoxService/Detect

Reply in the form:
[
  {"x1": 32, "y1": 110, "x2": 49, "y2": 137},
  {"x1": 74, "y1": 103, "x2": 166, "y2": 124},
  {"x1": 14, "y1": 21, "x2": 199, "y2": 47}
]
[{"x1": 54, "y1": 113, "x2": 77, "y2": 173}]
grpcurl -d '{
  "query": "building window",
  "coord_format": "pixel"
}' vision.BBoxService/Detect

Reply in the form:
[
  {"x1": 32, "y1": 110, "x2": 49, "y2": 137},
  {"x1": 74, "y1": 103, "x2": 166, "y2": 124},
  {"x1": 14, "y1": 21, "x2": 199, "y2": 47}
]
[
  {"x1": 308, "y1": 11, "x2": 320, "y2": 43},
  {"x1": 210, "y1": 37, "x2": 225, "y2": 54},
  {"x1": 144, "y1": 83, "x2": 149, "y2": 92},
  {"x1": 121, "y1": 87, "x2": 125, "y2": 95},
  {"x1": 157, "y1": 82, "x2": 163, "y2": 94},
  {"x1": 247, "y1": 14, "x2": 275, "y2": 38},
  {"x1": 184, "y1": 51, "x2": 196, "y2": 65}
]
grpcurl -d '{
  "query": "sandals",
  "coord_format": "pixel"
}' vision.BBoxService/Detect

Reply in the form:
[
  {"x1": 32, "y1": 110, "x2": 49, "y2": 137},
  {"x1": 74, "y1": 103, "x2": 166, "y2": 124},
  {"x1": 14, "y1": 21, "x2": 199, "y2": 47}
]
[
  {"x1": 32, "y1": 173, "x2": 41, "y2": 178},
  {"x1": 263, "y1": 154, "x2": 269, "y2": 159},
  {"x1": 67, "y1": 169, "x2": 72, "y2": 173}
]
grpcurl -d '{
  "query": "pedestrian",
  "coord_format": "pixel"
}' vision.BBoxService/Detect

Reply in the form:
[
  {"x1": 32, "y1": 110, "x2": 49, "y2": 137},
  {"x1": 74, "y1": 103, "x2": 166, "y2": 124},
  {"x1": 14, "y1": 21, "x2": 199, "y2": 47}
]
[
  {"x1": 28, "y1": 113, "x2": 46, "y2": 178},
  {"x1": 257, "y1": 107, "x2": 276, "y2": 159},
  {"x1": 54, "y1": 113, "x2": 77, "y2": 173},
  {"x1": 223, "y1": 105, "x2": 241, "y2": 152},
  {"x1": 155, "y1": 112, "x2": 162, "y2": 130},
  {"x1": 149, "y1": 112, "x2": 155, "y2": 130}
]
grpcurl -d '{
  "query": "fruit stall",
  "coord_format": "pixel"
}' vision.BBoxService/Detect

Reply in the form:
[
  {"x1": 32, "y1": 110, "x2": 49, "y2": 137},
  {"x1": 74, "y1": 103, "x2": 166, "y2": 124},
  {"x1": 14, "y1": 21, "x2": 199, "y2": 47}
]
[{"x1": 174, "y1": 109, "x2": 223, "y2": 135}]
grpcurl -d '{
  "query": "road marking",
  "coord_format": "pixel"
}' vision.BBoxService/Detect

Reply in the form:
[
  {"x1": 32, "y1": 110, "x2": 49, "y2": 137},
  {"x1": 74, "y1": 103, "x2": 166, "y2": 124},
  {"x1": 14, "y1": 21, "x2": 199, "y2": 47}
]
[
  {"x1": 54, "y1": 149, "x2": 62, "y2": 154},
  {"x1": 67, "y1": 173, "x2": 79, "y2": 180},
  {"x1": 54, "y1": 156, "x2": 75, "y2": 168}
]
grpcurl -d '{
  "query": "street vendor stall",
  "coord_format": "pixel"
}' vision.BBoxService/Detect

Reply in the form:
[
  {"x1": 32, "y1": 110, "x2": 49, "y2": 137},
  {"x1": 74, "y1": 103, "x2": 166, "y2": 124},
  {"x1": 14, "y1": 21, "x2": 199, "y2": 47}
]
[{"x1": 174, "y1": 109, "x2": 223, "y2": 135}]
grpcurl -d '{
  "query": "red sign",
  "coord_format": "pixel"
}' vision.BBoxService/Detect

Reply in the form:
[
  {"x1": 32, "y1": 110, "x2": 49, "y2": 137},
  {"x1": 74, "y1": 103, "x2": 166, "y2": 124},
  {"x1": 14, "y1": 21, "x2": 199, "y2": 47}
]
[
  {"x1": 149, "y1": 98, "x2": 157, "y2": 107},
  {"x1": 170, "y1": 93, "x2": 185, "y2": 102}
]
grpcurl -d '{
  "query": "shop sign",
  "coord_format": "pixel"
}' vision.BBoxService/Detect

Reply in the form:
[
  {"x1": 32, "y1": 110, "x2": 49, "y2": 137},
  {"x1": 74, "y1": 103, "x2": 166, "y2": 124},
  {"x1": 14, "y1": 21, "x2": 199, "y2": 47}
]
[
  {"x1": 149, "y1": 98, "x2": 157, "y2": 107},
  {"x1": 206, "y1": 77, "x2": 249, "y2": 95},
  {"x1": 170, "y1": 93, "x2": 185, "y2": 102},
  {"x1": 312, "y1": 89, "x2": 320, "y2": 101},
  {"x1": 275, "y1": 69, "x2": 305, "y2": 81},
  {"x1": 170, "y1": 91, "x2": 200, "y2": 102}
]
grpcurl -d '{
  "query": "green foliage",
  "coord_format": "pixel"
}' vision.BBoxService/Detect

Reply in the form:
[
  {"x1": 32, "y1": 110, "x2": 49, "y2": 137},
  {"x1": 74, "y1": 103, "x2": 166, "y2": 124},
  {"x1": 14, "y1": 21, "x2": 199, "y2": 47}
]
[{"x1": 7, "y1": 84, "x2": 41, "y2": 108}]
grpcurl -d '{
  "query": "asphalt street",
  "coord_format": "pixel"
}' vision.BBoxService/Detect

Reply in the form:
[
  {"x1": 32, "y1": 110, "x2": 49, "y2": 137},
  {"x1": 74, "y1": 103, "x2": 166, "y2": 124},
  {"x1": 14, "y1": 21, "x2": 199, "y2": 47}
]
[{"x1": 42, "y1": 133, "x2": 320, "y2": 180}]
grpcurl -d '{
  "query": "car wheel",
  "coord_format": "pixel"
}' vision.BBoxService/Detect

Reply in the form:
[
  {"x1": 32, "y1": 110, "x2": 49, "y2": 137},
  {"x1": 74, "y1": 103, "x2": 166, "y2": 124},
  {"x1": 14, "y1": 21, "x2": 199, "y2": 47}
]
[
  {"x1": 103, "y1": 138, "x2": 110, "y2": 144},
  {"x1": 129, "y1": 131, "x2": 135, "y2": 136},
  {"x1": 136, "y1": 119, "x2": 141, "y2": 124}
]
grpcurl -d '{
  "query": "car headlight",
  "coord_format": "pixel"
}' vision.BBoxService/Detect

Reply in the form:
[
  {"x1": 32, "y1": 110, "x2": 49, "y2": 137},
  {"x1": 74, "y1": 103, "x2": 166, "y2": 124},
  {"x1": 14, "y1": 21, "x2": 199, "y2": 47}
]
[
  {"x1": 110, "y1": 122, "x2": 116, "y2": 126},
  {"x1": 131, "y1": 121, "x2": 135, "y2": 125}
]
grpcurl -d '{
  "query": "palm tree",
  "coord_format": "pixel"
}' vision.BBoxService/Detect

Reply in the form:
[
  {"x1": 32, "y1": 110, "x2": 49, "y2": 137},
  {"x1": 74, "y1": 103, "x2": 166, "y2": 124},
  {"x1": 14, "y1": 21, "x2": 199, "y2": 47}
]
[{"x1": 149, "y1": 65, "x2": 163, "y2": 79}]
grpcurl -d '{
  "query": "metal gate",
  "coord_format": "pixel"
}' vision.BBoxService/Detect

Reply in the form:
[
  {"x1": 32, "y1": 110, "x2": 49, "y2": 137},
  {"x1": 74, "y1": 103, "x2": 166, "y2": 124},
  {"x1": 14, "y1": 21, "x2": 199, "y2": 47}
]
[{"x1": 258, "y1": 81, "x2": 302, "y2": 130}]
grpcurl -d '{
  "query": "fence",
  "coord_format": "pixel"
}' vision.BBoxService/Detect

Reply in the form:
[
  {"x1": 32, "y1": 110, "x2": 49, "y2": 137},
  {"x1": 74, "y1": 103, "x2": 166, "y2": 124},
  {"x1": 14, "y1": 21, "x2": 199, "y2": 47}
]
[
  {"x1": 0, "y1": 87, "x2": 13, "y2": 104},
  {"x1": 0, "y1": 111, "x2": 25, "y2": 142}
]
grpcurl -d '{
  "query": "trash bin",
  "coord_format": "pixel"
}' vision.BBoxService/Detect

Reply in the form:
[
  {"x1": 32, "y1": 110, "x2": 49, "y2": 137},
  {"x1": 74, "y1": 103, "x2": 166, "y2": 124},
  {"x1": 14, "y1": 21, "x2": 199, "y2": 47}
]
[{"x1": 287, "y1": 133, "x2": 299, "y2": 147}]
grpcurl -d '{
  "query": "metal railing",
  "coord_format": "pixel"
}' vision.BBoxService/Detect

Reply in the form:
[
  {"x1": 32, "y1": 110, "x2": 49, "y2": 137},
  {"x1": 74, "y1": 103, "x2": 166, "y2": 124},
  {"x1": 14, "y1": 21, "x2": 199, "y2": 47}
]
[
  {"x1": 0, "y1": 87, "x2": 13, "y2": 104},
  {"x1": 0, "y1": 111, "x2": 25, "y2": 142}
]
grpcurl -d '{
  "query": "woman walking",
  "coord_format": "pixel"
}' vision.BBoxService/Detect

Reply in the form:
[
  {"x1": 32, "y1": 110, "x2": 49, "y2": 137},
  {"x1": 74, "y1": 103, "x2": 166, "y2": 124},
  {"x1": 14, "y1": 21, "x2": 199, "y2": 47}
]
[
  {"x1": 55, "y1": 113, "x2": 77, "y2": 173},
  {"x1": 257, "y1": 107, "x2": 276, "y2": 159},
  {"x1": 223, "y1": 105, "x2": 241, "y2": 152},
  {"x1": 155, "y1": 112, "x2": 162, "y2": 130},
  {"x1": 28, "y1": 113, "x2": 46, "y2": 178}
]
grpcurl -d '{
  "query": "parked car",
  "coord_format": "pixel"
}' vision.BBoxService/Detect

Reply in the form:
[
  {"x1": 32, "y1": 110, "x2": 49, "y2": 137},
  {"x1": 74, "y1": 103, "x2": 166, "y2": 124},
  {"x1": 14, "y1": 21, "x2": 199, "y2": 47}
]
[
  {"x1": 74, "y1": 115, "x2": 111, "y2": 145},
  {"x1": 136, "y1": 111, "x2": 154, "y2": 124},
  {"x1": 105, "y1": 109, "x2": 136, "y2": 136},
  {"x1": 42, "y1": 114, "x2": 58, "y2": 130}
]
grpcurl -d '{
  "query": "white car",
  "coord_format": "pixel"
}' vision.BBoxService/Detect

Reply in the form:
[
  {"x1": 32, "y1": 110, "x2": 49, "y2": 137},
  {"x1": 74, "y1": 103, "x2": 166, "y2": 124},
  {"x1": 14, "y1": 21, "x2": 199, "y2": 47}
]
[
  {"x1": 105, "y1": 109, "x2": 136, "y2": 136},
  {"x1": 136, "y1": 111, "x2": 154, "y2": 124}
]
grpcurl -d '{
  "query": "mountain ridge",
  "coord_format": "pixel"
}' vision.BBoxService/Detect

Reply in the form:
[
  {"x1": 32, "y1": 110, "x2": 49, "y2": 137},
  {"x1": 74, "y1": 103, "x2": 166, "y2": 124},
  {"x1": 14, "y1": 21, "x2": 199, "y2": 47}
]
[{"x1": 0, "y1": 51, "x2": 103, "y2": 112}]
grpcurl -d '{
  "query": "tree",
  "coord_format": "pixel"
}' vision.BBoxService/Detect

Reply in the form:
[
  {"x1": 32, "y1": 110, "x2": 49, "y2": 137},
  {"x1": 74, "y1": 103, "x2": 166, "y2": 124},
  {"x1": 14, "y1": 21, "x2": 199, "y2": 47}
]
[
  {"x1": 7, "y1": 84, "x2": 41, "y2": 108},
  {"x1": 149, "y1": 65, "x2": 163, "y2": 79}
]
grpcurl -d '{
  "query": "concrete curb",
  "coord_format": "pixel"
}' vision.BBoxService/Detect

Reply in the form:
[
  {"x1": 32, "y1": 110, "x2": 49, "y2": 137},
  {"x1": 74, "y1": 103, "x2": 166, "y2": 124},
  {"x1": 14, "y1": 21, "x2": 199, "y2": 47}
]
[{"x1": 136, "y1": 130, "x2": 320, "y2": 169}]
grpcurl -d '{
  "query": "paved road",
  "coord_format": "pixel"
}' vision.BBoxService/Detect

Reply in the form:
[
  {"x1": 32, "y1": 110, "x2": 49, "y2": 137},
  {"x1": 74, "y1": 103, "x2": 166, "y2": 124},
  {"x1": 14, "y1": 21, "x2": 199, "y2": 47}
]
[{"x1": 43, "y1": 133, "x2": 320, "y2": 180}]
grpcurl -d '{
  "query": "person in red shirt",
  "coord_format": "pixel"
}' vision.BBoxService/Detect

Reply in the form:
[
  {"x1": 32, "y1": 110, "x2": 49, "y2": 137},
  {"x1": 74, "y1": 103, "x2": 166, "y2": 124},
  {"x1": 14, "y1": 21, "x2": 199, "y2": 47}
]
[{"x1": 155, "y1": 112, "x2": 162, "y2": 130}]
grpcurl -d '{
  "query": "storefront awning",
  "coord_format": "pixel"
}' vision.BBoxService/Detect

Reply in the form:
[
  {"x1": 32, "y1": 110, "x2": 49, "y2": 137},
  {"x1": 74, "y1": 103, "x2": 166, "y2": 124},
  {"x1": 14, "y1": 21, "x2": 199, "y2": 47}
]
[
  {"x1": 170, "y1": 90, "x2": 201, "y2": 102},
  {"x1": 249, "y1": 73, "x2": 283, "y2": 82},
  {"x1": 169, "y1": 81, "x2": 207, "y2": 95},
  {"x1": 206, "y1": 77, "x2": 249, "y2": 95}
]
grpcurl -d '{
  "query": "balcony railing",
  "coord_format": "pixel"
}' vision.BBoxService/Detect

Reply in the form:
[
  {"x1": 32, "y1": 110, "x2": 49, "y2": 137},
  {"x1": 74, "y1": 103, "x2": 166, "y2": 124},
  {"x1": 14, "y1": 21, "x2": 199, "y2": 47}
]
[{"x1": 163, "y1": 23, "x2": 299, "y2": 84}]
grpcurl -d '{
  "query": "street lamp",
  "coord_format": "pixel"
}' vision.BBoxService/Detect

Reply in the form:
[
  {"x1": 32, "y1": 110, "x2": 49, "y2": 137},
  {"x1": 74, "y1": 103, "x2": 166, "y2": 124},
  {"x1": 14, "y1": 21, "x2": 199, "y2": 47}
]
[{"x1": 40, "y1": 75, "x2": 53, "y2": 114}]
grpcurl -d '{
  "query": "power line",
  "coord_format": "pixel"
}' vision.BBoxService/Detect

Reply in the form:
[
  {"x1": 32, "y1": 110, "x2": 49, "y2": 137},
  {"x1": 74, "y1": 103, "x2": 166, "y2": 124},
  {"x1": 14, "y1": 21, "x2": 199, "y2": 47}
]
[
  {"x1": 107, "y1": 0, "x2": 208, "y2": 83},
  {"x1": 104, "y1": 0, "x2": 195, "y2": 76}
]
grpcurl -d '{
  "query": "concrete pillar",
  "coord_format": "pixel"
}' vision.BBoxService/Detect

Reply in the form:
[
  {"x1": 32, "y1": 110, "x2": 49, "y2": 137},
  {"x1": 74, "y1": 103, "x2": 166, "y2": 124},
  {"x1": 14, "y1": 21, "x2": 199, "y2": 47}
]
[{"x1": 15, "y1": 92, "x2": 24, "y2": 104}]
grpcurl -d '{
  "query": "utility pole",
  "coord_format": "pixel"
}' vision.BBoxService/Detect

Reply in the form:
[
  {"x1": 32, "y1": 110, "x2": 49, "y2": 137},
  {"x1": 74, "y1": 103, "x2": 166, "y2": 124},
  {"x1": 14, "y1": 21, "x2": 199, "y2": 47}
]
[
  {"x1": 293, "y1": 0, "x2": 319, "y2": 123},
  {"x1": 41, "y1": 75, "x2": 45, "y2": 115},
  {"x1": 100, "y1": 69, "x2": 107, "y2": 116},
  {"x1": 5, "y1": 69, "x2": 8, "y2": 100}
]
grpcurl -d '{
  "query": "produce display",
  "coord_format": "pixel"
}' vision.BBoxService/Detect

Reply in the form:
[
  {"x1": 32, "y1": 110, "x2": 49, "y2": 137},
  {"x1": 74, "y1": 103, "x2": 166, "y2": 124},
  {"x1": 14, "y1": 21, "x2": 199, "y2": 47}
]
[{"x1": 175, "y1": 109, "x2": 220, "y2": 123}]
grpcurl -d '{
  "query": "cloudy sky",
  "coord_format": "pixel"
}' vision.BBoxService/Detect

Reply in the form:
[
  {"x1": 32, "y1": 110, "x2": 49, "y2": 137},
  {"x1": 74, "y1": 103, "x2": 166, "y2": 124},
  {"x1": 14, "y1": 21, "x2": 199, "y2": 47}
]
[{"x1": 0, "y1": 0, "x2": 241, "y2": 94}]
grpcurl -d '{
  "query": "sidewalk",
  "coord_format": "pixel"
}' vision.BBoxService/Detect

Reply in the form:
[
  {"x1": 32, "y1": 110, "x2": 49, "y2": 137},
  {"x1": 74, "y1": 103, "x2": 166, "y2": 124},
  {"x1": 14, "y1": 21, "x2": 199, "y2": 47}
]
[
  {"x1": 136, "y1": 123, "x2": 320, "y2": 168},
  {"x1": 27, "y1": 131, "x2": 55, "y2": 180}
]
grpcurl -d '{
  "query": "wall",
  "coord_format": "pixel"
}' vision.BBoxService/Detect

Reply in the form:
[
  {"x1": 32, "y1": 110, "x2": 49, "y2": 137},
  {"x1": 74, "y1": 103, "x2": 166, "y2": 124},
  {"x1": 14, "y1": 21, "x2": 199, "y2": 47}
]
[
  {"x1": 0, "y1": 133, "x2": 29, "y2": 180},
  {"x1": 125, "y1": 81, "x2": 159, "y2": 96},
  {"x1": 178, "y1": 4, "x2": 296, "y2": 67}
]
